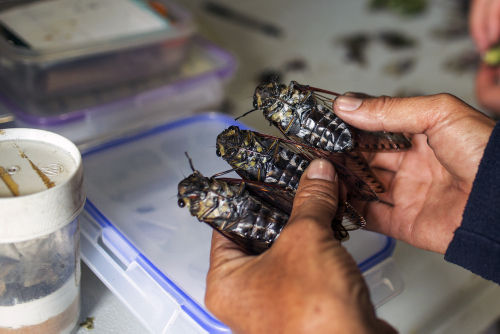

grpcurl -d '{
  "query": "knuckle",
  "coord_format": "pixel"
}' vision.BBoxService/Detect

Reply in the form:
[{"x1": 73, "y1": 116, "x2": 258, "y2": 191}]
[
  {"x1": 433, "y1": 93, "x2": 460, "y2": 109},
  {"x1": 367, "y1": 95, "x2": 401, "y2": 120},
  {"x1": 295, "y1": 182, "x2": 338, "y2": 209},
  {"x1": 429, "y1": 93, "x2": 468, "y2": 126}
]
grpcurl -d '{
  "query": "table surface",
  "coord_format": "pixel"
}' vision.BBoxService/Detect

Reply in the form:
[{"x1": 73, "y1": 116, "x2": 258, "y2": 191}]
[{"x1": 66, "y1": 0, "x2": 500, "y2": 332}]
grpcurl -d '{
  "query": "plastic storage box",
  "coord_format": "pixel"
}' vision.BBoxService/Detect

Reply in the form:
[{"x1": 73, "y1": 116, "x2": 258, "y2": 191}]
[
  {"x1": 79, "y1": 113, "x2": 404, "y2": 333},
  {"x1": 0, "y1": 0, "x2": 195, "y2": 99},
  {"x1": 0, "y1": 36, "x2": 236, "y2": 146}
]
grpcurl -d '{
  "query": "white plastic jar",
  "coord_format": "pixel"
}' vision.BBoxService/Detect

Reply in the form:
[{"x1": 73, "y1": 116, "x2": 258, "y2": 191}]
[{"x1": 0, "y1": 129, "x2": 85, "y2": 333}]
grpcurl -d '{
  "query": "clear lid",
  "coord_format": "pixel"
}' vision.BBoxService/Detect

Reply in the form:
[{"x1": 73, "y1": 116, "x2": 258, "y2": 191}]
[
  {"x1": 0, "y1": 0, "x2": 194, "y2": 63},
  {"x1": 81, "y1": 113, "x2": 398, "y2": 332},
  {"x1": 0, "y1": 36, "x2": 236, "y2": 125}
]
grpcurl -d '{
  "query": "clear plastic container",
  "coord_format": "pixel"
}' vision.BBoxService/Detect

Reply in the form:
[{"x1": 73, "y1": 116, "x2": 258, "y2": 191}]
[
  {"x1": 0, "y1": 36, "x2": 236, "y2": 146},
  {"x1": 0, "y1": 128, "x2": 85, "y2": 332},
  {"x1": 79, "y1": 113, "x2": 404, "y2": 333},
  {"x1": 0, "y1": 219, "x2": 81, "y2": 333},
  {"x1": 0, "y1": 0, "x2": 195, "y2": 99}
]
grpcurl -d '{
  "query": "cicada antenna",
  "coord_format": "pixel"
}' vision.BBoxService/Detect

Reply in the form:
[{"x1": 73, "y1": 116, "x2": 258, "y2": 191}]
[
  {"x1": 212, "y1": 167, "x2": 239, "y2": 178},
  {"x1": 185, "y1": 152, "x2": 196, "y2": 172},
  {"x1": 235, "y1": 108, "x2": 258, "y2": 121}
]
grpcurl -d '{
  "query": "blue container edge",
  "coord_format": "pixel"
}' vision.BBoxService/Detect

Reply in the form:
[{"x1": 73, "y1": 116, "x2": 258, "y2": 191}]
[{"x1": 82, "y1": 112, "x2": 396, "y2": 333}]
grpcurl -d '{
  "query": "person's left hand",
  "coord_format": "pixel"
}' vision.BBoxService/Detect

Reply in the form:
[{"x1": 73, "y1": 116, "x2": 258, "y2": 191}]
[{"x1": 205, "y1": 159, "x2": 395, "y2": 334}]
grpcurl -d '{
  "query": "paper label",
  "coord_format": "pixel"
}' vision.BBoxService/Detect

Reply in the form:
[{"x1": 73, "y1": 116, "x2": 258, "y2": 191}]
[{"x1": 0, "y1": 0, "x2": 170, "y2": 50}]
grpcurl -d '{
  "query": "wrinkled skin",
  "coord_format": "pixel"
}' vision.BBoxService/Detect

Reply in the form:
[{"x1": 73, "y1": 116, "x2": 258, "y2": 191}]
[
  {"x1": 206, "y1": 159, "x2": 395, "y2": 333},
  {"x1": 334, "y1": 93, "x2": 496, "y2": 254},
  {"x1": 205, "y1": 91, "x2": 496, "y2": 333}
]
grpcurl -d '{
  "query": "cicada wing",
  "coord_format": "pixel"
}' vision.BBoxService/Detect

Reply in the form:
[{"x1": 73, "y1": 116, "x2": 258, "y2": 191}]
[
  {"x1": 330, "y1": 201, "x2": 366, "y2": 242},
  {"x1": 350, "y1": 127, "x2": 413, "y2": 152},
  {"x1": 220, "y1": 177, "x2": 295, "y2": 215},
  {"x1": 262, "y1": 131, "x2": 381, "y2": 200},
  {"x1": 341, "y1": 202, "x2": 366, "y2": 230}
]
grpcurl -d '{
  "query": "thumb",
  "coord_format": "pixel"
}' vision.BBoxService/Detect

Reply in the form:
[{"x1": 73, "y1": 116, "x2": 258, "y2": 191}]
[
  {"x1": 288, "y1": 159, "x2": 339, "y2": 231},
  {"x1": 333, "y1": 93, "x2": 464, "y2": 135},
  {"x1": 333, "y1": 93, "x2": 496, "y2": 185}
]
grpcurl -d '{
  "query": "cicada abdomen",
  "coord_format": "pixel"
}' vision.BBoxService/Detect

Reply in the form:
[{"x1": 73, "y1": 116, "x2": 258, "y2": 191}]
[
  {"x1": 178, "y1": 169, "x2": 288, "y2": 254},
  {"x1": 216, "y1": 126, "x2": 367, "y2": 237}
]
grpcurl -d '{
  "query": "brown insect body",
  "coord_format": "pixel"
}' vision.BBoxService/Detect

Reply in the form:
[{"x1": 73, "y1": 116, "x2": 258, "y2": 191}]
[
  {"x1": 252, "y1": 80, "x2": 412, "y2": 193},
  {"x1": 216, "y1": 126, "x2": 367, "y2": 235},
  {"x1": 178, "y1": 170, "x2": 288, "y2": 254},
  {"x1": 253, "y1": 80, "x2": 412, "y2": 152},
  {"x1": 217, "y1": 125, "x2": 379, "y2": 201}
]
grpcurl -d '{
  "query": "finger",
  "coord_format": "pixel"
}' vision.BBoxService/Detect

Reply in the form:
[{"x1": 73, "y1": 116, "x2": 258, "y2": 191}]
[
  {"x1": 344, "y1": 91, "x2": 372, "y2": 99},
  {"x1": 288, "y1": 159, "x2": 339, "y2": 231},
  {"x1": 360, "y1": 201, "x2": 394, "y2": 235},
  {"x1": 470, "y1": 0, "x2": 491, "y2": 51},
  {"x1": 333, "y1": 93, "x2": 496, "y2": 182},
  {"x1": 333, "y1": 94, "x2": 470, "y2": 134},
  {"x1": 488, "y1": 0, "x2": 500, "y2": 46},
  {"x1": 476, "y1": 65, "x2": 500, "y2": 112},
  {"x1": 369, "y1": 152, "x2": 404, "y2": 173}
]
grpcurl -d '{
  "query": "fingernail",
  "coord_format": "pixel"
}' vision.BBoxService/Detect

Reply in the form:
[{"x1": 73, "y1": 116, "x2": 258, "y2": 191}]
[
  {"x1": 307, "y1": 159, "x2": 336, "y2": 182},
  {"x1": 336, "y1": 96, "x2": 362, "y2": 111}
]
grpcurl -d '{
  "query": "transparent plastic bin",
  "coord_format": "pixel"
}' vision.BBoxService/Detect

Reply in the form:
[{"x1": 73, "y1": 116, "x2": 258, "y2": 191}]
[
  {"x1": 0, "y1": 0, "x2": 195, "y2": 99},
  {"x1": 0, "y1": 36, "x2": 236, "y2": 146},
  {"x1": 79, "y1": 113, "x2": 404, "y2": 333},
  {"x1": 0, "y1": 219, "x2": 81, "y2": 333}
]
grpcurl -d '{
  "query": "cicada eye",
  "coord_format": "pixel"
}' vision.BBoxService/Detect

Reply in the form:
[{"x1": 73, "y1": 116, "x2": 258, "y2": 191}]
[
  {"x1": 216, "y1": 149, "x2": 221, "y2": 157},
  {"x1": 178, "y1": 199, "x2": 186, "y2": 208}
]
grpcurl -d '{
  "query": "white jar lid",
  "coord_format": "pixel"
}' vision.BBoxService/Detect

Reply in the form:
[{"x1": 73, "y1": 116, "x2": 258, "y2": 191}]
[{"x1": 0, "y1": 129, "x2": 85, "y2": 243}]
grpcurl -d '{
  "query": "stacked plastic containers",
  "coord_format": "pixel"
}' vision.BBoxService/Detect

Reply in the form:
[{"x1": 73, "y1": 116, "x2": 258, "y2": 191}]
[
  {"x1": 0, "y1": 129, "x2": 85, "y2": 332},
  {"x1": 0, "y1": 0, "x2": 230, "y2": 146}
]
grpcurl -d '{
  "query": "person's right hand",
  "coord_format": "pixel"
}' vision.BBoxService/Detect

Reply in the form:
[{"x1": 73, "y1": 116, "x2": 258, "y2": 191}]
[
  {"x1": 333, "y1": 93, "x2": 497, "y2": 254},
  {"x1": 469, "y1": 0, "x2": 500, "y2": 114}
]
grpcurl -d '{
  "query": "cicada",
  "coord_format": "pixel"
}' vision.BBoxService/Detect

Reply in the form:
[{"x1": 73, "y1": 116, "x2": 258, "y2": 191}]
[
  {"x1": 216, "y1": 126, "x2": 368, "y2": 238},
  {"x1": 216, "y1": 125, "x2": 379, "y2": 201},
  {"x1": 244, "y1": 79, "x2": 412, "y2": 192},
  {"x1": 178, "y1": 156, "x2": 291, "y2": 254}
]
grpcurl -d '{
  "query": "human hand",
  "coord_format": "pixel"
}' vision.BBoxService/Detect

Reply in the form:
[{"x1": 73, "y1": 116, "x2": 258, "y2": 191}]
[
  {"x1": 469, "y1": 0, "x2": 500, "y2": 114},
  {"x1": 333, "y1": 93, "x2": 496, "y2": 254},
  {"x1": 205, "y1": 159, "x2": 395, "y2": 334}
]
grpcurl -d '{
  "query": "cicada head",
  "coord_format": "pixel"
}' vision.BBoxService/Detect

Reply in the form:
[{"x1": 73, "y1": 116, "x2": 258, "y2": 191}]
[
  {"x1": 253, "y1": 79, "x2": 285, "y2": 110},
  {"x1": 177, "y1": 171, "x2": 209, "y2": 215},
  {"x1": 216, "y1": 125, "x2": 244, "y2": 160}
]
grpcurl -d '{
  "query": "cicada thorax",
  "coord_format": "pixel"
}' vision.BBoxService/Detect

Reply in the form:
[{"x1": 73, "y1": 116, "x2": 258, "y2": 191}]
[
  {"x1": 177, "y1": 170, "x2": 288, "y2": 254},
  {"x1": 217, "y1": 126, "x2": 308, "y2": 192}
]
